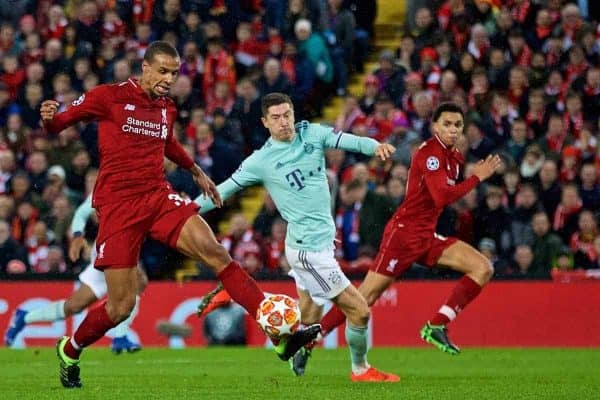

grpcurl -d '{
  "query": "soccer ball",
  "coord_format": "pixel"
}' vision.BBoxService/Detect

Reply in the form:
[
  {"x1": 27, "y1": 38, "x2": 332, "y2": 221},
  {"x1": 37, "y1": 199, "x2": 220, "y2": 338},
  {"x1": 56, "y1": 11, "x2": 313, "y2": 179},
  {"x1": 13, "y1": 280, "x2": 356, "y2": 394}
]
[{"x1": 256, "y1": 294, "x2": 301, "y2": 338}]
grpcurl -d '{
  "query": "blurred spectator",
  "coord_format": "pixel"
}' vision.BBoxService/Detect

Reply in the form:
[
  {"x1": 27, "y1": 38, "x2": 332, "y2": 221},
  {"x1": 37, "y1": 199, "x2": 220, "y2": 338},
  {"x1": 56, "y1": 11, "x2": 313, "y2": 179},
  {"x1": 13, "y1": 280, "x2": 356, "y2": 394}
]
[
  {"x1": 578, "y1": 163, "x2": 600, "y2": 211},
  {"x1": 336, "y1": 179, "x2": 395, "y2": 259},
  {"x1": 194, "y1": 121, "x2": 241, "y2": 185},
  {"x1": 520, "y1": 144, "x2": 545, "y2": 181},
  {"x1": 0, "y1": 219, "x2": 28, "y2": 274},
  {"x1": 335, "y1": 95, "x2": 365, "y2": 134},
  {"x1": 502, "y1": 118, "x2": 529, "y2": 165},
  {"x1": 473, "y1": 185, "x2": 511, "y2": 255},
  {"x1": 257, "y1": 57, "x2": 292, "y2": 97},
  {"x1": 47, "y1": 245, "x2": 67, "y2": 273},
  {"x1": 26, "y1": 220, "x2": 52, "y2": 273},
  {"x1": 263, "y1": 218, "x2": 288, "y2": 273},
  {"x1": 0, "y1": 194, "x2": 15, "y2": 221},
  {"x1": 230, "y1": 78, "x2": 264, "y2": 150},
  {"x1": 501, "y1": 167, "x2": 521, "y2": 212},
  {"x1": 252, "y1": 192, "x2": 281, "y2": 239},
  {"x1": 552, "y1": 247, "x2": 575, "y2": 271},
  {"x1": 553, "y1": 184, "x2": 583, "y2": 243},
  {"x1": 295, "y1": 18, "x2": 333, "y2": 86},
  {"x1": 323, "y1": 0, "x2": 355, "y2": 96},
  {"x1": 531, "y1": 211, "x2": 563, "y2": 276},
  {"x1": 203, "y1": 38, "x2": 236, "y2": 107},
  {"x1": 510, "y1": 183, "x2": 541, "y2": 249},
  {"x1": 358, "y1": 74, "x2": 379, "y2": 115},
  {"x1": 151, "y1": 0, "x2": 184, "y2": 41},
  {"x1": 536, "y1": 159, "x2": 561, "y2": 217},
  {"x1": 45, "y1": 195, "x2": 72, "y2": 248},
  {"x1": 570, "y1": 210, "x2": 598, "y2": 269},
  {"x1": 510, "y1": 244, "x2": 536, "y2": 277},
  {"x1": 221, "y1": 213, "x2": 262, "y2": 274}
]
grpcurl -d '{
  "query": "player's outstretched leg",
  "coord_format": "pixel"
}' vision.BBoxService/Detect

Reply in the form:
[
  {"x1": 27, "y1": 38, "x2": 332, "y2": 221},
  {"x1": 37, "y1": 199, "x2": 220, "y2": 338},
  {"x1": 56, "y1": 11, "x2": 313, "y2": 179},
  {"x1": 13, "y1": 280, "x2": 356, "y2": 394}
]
[
  {"x1": 56, "y1": 337, "x2": 82, "y2": 388},
  {"x1": 196, "y1": 283, "x2": 232, "y2": 318},
  {"x1": 5, "y1": 300, "x2": 69, "y2": 346},
  {"x1": 274, "y1": 323, "x2": 321, "y2": 361},
  {"x1": 111, "y1": 296, "x2": 142, "y2": 354}
]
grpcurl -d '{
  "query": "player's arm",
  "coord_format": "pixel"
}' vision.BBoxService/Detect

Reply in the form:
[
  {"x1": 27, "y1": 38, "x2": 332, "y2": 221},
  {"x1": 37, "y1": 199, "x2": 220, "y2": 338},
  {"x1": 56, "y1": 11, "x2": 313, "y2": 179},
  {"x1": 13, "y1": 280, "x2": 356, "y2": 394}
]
[
  {"x1": 424, "y1": 154, "x2": 502, "y2": 208},
  {"x1": 41, "y1": 87, "x2": 108, "y2": 134},
  {"x1": 163, "y1": 118, "x2": 222, "y2": 206},
  {"x1": 317, "y1": 124, "x2": 395, "y2": 160},
  {"x1": 194, "y1": 156, "x2": 262, "y2": 213},
  {"x1": 68, "y1": 195, "x2": 94, "y2": 262}
]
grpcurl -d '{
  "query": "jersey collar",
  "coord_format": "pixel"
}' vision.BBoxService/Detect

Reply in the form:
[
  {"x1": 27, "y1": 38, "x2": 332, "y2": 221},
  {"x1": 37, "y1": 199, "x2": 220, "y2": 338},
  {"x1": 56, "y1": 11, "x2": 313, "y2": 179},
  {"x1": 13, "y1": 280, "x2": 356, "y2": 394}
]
[{"x1": 130, "y1": 77, "x2": 167, "y2": 106}]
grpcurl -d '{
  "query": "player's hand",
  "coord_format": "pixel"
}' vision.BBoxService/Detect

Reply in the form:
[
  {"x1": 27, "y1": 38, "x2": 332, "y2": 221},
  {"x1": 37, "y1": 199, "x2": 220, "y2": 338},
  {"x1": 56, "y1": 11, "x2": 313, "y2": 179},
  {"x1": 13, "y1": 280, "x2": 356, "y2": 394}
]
[
  {"x1": 375, "y1": 143, "x2": 395, "y2": 161},
  {"x1": 191, "y1": 165, "x2": 223, "y2": 207},
  {"x1": 69, "y1": 235, "x2": 86, "y2": 262},
  {"x1": 40, "y1": 100, "x2": 59, "y2": 122},
  {"x1": 472, "y1": 154, "x2": 502, "y2": 182}
]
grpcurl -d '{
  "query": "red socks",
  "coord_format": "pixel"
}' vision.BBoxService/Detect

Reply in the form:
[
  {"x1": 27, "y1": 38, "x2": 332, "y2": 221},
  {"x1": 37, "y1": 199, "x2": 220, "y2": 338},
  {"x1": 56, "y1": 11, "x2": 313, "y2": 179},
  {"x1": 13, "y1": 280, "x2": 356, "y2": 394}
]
[
  {"x1": 64, "y1": 300, "x2": 117, "y2": 359},
  {"x1": 319, "y1": 305, "x2": 347, "y2": 336},
  {"x1": 217, "y1": 261, "x2": 264, "y2": 318},
  {"x1": 430, "y1": 275, "x2": 482, "y2": 326}
]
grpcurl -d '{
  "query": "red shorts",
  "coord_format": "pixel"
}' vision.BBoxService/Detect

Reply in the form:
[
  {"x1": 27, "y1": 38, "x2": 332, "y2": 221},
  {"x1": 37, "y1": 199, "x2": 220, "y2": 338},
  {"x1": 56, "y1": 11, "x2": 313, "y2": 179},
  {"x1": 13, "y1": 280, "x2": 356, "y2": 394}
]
[
  {"x1": 94, "y1": 187, "x2": 199, "y2": 270},
  {"x1": 371, "y1": 221, "x2": 458, "y2": 278}
]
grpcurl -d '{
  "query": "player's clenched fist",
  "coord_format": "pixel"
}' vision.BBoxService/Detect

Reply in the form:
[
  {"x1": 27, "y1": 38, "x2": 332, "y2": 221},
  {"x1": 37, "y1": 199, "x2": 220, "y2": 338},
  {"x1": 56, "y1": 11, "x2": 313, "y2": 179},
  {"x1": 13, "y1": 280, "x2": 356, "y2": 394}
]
[
  {"x1": 40, "y1": 100, "x2": 60, "y2": 122},
  {"x1": 473, "y1": 154, "x2": 502, "y2": 182},
  {"x1": 375, "y1": 143, "x2": 396, "y2": 161}
]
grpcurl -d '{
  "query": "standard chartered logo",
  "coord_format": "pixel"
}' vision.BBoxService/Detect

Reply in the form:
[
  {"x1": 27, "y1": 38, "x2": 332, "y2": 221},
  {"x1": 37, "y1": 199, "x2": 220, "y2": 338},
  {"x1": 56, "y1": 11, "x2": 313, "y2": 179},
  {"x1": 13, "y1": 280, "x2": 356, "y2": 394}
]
[{"x1": 122, "y1": 116, "x2": 167, "y2": 139}]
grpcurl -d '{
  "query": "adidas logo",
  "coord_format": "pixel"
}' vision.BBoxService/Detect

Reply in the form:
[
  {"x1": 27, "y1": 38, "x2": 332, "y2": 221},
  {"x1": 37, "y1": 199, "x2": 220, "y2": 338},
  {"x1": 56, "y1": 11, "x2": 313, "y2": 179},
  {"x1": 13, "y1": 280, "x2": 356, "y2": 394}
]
[{"x1": 124, "y1": 104, "x2": 136, "y2": 111}]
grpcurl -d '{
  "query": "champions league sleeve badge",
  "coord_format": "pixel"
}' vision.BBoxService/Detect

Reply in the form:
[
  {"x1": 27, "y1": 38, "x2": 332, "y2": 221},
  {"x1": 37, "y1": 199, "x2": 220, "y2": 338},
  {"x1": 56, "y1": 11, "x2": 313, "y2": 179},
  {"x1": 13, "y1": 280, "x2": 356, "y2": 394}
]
[{"x1": 426, "y1": 156, "x2": 440, "y2": 171}]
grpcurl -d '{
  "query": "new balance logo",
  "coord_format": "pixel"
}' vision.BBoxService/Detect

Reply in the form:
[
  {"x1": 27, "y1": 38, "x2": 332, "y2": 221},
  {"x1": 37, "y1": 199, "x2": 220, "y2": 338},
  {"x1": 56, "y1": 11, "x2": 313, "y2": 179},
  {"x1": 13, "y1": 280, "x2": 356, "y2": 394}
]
[
  {"x1": 386, "y1": 259, "x2": 398, "y2": 273},
  {"x1": 124, "y1": 104, "x2": 136, "y2": 111}
]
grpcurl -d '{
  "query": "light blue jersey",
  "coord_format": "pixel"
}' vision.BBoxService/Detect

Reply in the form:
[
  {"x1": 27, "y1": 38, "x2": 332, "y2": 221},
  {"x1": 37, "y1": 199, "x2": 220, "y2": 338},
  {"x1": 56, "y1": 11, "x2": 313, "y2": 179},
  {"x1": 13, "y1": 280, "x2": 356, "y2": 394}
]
[
  {"x1": 195, "y1": 121, "x2": 378, "y2": 252},
  {"x1": 70, "y1": 194, "x2": 94, "y2": 235}
]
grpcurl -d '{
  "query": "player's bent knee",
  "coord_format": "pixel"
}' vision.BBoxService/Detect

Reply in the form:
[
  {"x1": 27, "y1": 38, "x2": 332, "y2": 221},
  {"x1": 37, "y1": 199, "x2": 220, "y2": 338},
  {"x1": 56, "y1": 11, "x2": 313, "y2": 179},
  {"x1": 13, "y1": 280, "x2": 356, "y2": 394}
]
[
  {"x1": 204, "y1": 243, "x2": 232, "y2": 272},
  {"x1": 477, "y1": 260, "x2": 494, "y2": 284},
  {"x1": 64, "y1": 301, "x2": 85, "y2": 316},
  {"x1": 107, "y1": 298, "x2": 136, "y2": 323}
]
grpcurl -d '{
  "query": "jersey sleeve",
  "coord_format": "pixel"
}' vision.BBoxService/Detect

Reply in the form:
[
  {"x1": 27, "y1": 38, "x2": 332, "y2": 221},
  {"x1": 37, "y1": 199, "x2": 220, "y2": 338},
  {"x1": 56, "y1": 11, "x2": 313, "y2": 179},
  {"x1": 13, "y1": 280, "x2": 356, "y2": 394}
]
[
  {"x1": 69, "y1": 195, "x2": 94, "y2": 236},
  {"x1": 165, "y1": 133, "x2": 194, "y2": 170},
  {"x1": 194, "y1": 154, "x2": 262, "y2": 213},
  {"x1": 164, "y1": 102, "x2": 194, "y2": 169},
  {"x1": 421, "y1": 151, "x2": 480, "y2": 209},
  {"x1": 313, "y1": 123, "x2": 378, "y2": 155},
  {"x1": 43, "y1": 86, "x2": 109, "y2": 134}
]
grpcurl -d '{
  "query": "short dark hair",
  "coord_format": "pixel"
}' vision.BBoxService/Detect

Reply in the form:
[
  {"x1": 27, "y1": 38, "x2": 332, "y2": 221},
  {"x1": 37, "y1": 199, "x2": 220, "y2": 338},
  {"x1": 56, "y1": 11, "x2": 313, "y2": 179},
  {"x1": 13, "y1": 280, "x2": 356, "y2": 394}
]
[
  {"x1": 261, "y1": 92, "x2": 293, "y2": 116},
  {"x1": 143, "y1": 41, "x2": 179, "y2": 63},
  {"x1": 432, "y1": 102, "x2": 464, "y2": 122}
]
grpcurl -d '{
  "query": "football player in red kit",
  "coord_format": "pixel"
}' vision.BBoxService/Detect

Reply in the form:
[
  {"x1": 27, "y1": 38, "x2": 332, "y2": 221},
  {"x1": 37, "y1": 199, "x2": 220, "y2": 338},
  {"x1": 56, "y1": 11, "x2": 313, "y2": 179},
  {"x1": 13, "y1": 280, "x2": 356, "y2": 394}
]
[
  {"x1": 314, "y1": 102, "x2": 502, "y2": 359},
  {"x1": 41, "y1": 41, "x2": 319, "y2": 389}
]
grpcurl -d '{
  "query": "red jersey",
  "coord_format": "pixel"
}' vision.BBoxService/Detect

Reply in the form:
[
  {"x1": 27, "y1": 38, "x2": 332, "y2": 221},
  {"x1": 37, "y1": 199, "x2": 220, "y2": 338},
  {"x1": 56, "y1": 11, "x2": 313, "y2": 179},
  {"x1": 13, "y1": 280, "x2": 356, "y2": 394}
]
[
  {"x1": 44, "y1": 78, "x2": 194, "y2": 207},
  {"x1": 391, "y1": 135, "x2": 479, "y2": 234}
]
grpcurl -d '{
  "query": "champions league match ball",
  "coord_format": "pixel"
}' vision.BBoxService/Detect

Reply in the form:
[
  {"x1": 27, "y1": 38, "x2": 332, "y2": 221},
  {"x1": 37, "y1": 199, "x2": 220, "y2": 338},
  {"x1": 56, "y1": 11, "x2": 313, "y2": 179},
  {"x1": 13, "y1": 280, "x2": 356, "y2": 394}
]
[{"x1": 256, "y1": 294, "x2": 301, "y2": 338}]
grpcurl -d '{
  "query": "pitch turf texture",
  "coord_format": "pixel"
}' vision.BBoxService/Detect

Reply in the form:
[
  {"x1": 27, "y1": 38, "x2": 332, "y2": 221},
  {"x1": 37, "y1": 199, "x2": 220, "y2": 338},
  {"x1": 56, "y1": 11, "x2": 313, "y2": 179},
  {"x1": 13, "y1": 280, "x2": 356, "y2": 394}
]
[{"x1": 2, "y1": 347, "x2": 598, "y2": 399}]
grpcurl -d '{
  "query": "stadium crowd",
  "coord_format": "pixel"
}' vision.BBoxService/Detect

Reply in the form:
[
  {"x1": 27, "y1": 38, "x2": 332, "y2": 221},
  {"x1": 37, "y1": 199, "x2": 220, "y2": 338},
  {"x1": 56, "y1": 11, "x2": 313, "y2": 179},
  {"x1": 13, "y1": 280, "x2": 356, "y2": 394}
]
[{"x1": 0, "y1": 0, "x2": 599, "y2": 280}]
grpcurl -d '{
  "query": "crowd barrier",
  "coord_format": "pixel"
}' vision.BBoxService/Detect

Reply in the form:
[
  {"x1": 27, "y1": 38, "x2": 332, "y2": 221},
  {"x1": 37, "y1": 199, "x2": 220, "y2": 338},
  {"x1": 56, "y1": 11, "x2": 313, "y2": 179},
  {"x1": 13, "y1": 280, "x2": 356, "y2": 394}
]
[{"x1": 1, "y1": 280, "x2": 598, "y2": 348}]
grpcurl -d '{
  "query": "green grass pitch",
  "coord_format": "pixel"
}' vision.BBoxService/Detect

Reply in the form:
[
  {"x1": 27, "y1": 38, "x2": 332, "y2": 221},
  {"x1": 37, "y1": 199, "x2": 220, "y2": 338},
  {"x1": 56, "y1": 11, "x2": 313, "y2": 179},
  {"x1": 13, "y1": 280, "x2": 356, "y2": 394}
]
[{"x1": 1, "y1": 347, "x2": 599, "y2": 399}]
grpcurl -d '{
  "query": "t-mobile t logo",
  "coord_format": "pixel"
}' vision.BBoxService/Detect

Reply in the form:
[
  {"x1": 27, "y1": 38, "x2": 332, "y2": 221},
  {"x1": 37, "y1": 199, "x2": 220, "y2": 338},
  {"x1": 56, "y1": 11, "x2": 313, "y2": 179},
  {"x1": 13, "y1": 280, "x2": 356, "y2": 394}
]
[{"x1": 285, "y1": 169, "x2": 306, "y2": 191}]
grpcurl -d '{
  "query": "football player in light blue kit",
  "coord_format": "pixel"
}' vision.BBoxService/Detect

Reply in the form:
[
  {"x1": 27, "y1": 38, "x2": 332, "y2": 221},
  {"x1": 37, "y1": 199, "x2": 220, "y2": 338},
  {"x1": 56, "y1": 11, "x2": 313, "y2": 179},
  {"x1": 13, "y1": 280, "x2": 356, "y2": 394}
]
[{"x1": 195, "y1": 93, "x2": 399, "y2": 382}]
